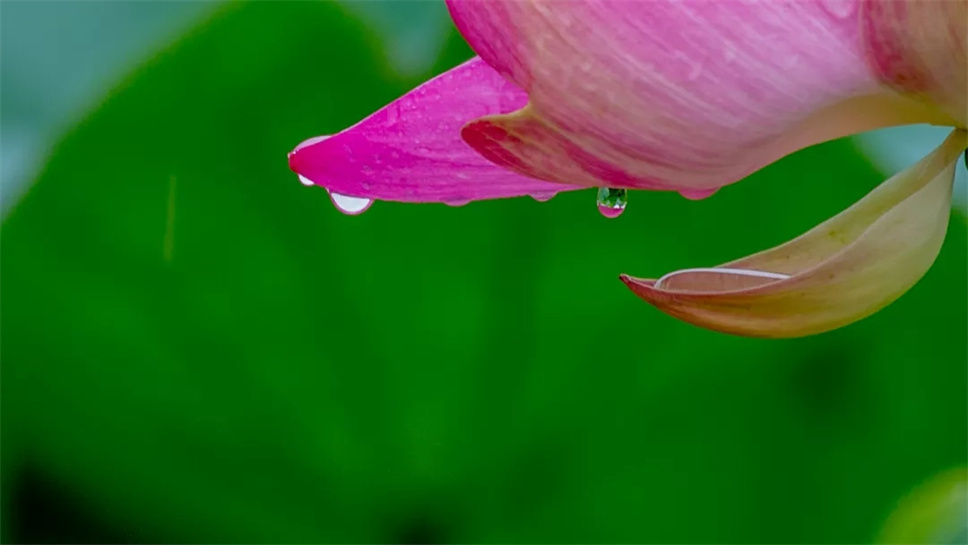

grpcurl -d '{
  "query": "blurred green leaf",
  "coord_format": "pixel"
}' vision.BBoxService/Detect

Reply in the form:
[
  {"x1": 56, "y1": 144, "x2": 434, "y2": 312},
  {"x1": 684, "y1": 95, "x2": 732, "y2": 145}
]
[
  {"x1": 878, "y1": 467, "x2": 967, "y2": 544},
  {"x1": 341, "y1": 0, "x2": 451, "y2": 76},
  {"x1": 2, "y1": 1, "x2": 966, "y2": 543}
]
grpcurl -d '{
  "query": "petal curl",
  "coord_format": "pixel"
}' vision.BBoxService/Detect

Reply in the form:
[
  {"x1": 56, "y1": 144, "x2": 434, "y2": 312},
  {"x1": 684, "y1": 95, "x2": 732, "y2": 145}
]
[
  {"x1": 620, "y1": 129, "x2": 967, "y2": 338},
  {"x1": 861, "y1": 0, "x2": 967, "y2": 127},
  {"x1": 287, "y1": 57, "x2": 573, "y2": 204},
  {"x1": 447, "y1": 0, "x2": 956, "y2": 191}
]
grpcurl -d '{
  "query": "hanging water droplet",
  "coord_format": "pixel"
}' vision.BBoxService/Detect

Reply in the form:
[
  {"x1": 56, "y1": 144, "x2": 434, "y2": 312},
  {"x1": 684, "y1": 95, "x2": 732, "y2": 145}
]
[
  {"x1": 679, "y1": 188, "x2": 718, "y2": 200},
  {"x1": 298, "y1": 174, "x2": 316, "y2": 187},
  {"x1": 328, "y1": 190, "x2": 373, "y2": 216},
  {"x1": 530, "y1": 191, "x2": 558, "y2": 202},
  {"x1": 597, "y1": 187, "x2": 627, "y2": 218}
]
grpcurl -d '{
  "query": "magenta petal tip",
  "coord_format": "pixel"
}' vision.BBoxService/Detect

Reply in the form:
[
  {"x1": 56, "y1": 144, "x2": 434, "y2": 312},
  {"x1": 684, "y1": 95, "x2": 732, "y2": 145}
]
[{"x1": 286, "y1": 58, "x2": 575, "y2": 207}]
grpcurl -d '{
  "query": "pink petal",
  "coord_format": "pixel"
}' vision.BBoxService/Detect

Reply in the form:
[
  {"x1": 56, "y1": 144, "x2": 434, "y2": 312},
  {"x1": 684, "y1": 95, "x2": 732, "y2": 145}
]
[
  {"x1": 446, "y1": 0, "x2": 955, "y2": 192},
  {"x1": 862, "y1": 0, "x2": 967, "y2": 127},
  {"x1": 287, "y1": 57, "x2": 573, "y2": 204}
]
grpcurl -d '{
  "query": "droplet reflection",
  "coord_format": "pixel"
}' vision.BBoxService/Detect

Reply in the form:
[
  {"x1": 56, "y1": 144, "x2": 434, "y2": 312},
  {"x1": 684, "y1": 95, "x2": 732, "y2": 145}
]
[{"x1": 597, "y1": 187, "x2": 627, "y2": 218}]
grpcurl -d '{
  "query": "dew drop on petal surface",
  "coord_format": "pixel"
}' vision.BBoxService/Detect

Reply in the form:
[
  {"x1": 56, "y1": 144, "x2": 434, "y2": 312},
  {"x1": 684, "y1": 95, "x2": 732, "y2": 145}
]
[
  {"x1": 328, "y1": 190, "x2": 373, "y2": 215},
  {"x1": 298, "y1": 174, "x2": 316, "y2": 187},
  {"x1": 291, "y1": 135, "x2": 331, "y2": 155},
  {"x1": 597, "y1": 187, "x2": 627, "y2": 218},
  {"x1": 679, "y1": 188, "x2": 718, "y2": 200},
  {"x1": 530, "y1": 191, "x2": 557, "y2": 202}
]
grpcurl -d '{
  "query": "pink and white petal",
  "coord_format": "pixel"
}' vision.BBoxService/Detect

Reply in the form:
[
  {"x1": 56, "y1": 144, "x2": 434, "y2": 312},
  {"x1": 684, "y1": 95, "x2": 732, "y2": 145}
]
[
  {"x1": 446, "y1": 0, "x2": 955, "y2": 192},
  {"x1": 862, "y1": 0, "x2": 967, "y2": 126},
  {"x1": 287, "y1": 57, "x2": 574, "y2": 204}
]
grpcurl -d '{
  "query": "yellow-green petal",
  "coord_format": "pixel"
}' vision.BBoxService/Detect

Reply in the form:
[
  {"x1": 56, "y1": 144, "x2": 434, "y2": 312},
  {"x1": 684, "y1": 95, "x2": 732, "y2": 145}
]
[{"x1": 622, "y1": 129, "x2": 967, "y2": 338}]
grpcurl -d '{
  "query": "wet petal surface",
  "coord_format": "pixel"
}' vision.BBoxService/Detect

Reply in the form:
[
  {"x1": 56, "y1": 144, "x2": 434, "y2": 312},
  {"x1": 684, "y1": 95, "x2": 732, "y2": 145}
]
[{"x1": 287, "y1": 57, "x2": 574, "y2": 205}]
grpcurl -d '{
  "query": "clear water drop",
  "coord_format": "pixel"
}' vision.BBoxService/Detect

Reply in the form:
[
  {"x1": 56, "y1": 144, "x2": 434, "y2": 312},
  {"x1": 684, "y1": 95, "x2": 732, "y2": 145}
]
[
  {"x1": 597, "y1": 187, "x2": 627, "y2": 218},
  {"x1": 292, "y1": 135, "x2": 331, "y2": 154},
  {"x1": 298, "y1": 174, "x2": 316, "y2": 187},
  {"x1": 530, "y1": 191, "x2": 558, "y2": 202},
  {"x1": 679, "y1": 188, "x2": 718, "y2": 200},
  {"x1": 328, "y1": 190, "x2": 373, "y2": 216}
]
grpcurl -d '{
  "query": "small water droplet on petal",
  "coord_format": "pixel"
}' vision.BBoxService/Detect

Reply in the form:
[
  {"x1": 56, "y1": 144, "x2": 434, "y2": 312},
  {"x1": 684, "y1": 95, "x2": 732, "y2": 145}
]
[
  {"x1": 298, "y1": 174, "x2": 316, "y2": 187},
  {"x1": 530, "y1": 191, "x2": 558, "y2": 202},
  {"x1": 679, "y1": 188, "x2": 718, "y2": 200},
  {"x1": 292, "y1": 135, "x2": 331, "y2": 154},
  {"x1": 328, "y1": 190, "x2": 372, "y2": 215},
  {"x1": 597, "y1": 187, "x2": 627, "y2": 218}
]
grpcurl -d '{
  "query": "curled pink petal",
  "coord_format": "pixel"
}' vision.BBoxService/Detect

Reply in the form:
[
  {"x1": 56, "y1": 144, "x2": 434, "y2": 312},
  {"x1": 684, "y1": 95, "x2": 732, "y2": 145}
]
[
  {"x1": 447, "y1": 0, "x2": 956, "y2": 192},
  {"x1": 288, "y1": 57, "x2": 573, "y2": 204},
  {"x1": 862, "y1": 0, "x2": 967, "y2": 126}
]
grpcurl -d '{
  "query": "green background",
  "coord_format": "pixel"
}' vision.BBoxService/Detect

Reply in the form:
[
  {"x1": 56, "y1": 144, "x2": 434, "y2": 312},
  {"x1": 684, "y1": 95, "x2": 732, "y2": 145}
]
[{"x1": 2, "y1": 2, "x2": 965, "y2": 543}]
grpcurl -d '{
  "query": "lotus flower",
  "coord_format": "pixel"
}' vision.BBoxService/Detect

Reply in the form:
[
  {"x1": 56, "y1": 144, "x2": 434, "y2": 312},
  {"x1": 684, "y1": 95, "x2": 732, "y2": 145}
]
[{"x1": 288, "y1": 0, "x2": 967, "y2": 338}]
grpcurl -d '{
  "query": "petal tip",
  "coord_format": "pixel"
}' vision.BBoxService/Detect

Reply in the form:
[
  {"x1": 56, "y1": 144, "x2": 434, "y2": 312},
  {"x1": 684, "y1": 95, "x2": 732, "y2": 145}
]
[{"x1": 619, "y1": 274, "x2": 659, "y2": 301}]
